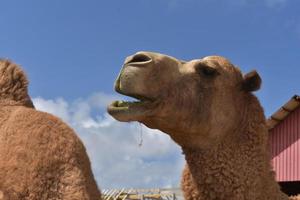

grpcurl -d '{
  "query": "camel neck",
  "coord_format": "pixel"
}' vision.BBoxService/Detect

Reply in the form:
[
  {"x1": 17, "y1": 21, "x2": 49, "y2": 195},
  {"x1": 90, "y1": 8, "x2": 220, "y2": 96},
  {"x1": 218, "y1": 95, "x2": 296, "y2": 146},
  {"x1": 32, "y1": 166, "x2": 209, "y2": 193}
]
[{"x1": 180, "y1": 116, "x2": 286, "y2": 200}]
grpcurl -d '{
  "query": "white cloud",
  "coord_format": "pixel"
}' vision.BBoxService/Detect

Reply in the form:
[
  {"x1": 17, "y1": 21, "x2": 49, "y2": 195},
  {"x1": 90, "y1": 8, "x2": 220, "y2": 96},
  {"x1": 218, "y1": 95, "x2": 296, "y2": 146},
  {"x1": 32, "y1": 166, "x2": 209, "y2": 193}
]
[
  {"x1": 32, "y1": 93, "x2": 185, "y2": 189},
  {"x1": 33, "y1": 97, "x2": 70, "y2": 122}
]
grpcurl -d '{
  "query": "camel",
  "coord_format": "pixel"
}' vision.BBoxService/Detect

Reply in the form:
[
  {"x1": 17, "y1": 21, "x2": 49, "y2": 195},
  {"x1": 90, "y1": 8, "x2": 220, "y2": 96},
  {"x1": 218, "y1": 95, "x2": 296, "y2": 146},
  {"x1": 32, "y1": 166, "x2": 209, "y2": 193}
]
[
  {"x1": 0, "y1": 59, "x2": 101, "y2": 200},
  {"x1": 107, "y1": 51, "x2": 298, "y2": 200}
]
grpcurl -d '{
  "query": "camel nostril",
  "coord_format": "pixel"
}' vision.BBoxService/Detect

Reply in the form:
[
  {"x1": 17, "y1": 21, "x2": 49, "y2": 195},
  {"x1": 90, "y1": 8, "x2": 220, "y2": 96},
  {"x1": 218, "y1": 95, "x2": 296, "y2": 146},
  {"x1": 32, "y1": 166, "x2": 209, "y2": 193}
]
[{"x1": 127, "y1": 53, "x2": 152, "y2": 64}]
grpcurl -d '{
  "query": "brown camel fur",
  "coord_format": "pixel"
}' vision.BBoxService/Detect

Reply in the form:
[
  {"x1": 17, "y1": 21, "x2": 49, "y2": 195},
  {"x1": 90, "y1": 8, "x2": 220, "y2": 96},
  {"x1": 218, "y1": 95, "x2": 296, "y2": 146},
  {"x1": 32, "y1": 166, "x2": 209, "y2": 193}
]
[
  {"x1": 108, "y1": 51, "x2": 295, "y2": 200},
  {"x1": 0, "y1": 60, "x2": 101, "y2": 200}
]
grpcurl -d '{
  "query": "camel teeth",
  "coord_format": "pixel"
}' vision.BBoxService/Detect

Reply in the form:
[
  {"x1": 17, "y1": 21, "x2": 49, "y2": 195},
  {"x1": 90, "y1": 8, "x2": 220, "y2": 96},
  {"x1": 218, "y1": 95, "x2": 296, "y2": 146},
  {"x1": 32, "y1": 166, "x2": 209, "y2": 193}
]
[{"x1": 116, "y1": 100, "x2": 142, "y2": 107}]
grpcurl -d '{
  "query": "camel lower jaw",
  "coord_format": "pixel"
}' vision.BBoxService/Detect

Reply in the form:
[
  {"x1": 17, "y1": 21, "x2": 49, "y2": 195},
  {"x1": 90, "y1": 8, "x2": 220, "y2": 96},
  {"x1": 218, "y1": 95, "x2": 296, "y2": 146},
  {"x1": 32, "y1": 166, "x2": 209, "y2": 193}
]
[{"x1": 107, "y1": 100, "x2": 150, "y2": 122}]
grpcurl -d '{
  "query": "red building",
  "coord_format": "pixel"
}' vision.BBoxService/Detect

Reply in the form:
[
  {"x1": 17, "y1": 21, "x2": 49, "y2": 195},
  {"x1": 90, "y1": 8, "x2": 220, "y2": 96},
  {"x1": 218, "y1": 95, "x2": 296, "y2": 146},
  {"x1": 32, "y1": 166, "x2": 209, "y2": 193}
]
[{"x1": 267, "y1": 95, "x2": 300, "y2": 195}]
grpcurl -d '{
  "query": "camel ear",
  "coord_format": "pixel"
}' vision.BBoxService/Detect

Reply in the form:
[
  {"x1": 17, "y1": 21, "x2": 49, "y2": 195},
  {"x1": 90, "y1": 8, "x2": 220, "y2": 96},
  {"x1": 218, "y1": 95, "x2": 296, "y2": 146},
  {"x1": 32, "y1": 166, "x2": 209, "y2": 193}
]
[{"x1": 242, "y1": 70, "x2": 261, "y2": 92}]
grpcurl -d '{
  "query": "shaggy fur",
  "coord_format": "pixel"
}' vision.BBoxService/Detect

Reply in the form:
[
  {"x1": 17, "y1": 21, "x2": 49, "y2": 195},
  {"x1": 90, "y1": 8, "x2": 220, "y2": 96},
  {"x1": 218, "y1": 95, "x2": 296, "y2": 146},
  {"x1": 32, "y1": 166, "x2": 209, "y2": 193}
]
[
  {"x1": 108, "y1": 52, "x2": 298, "y2": 200},
  {"x1": 0, "y1": 60, "x2": 101, "y2": 200},
  {"x1": 180, "y1": 94, "x2": 288, "y2": 200}
]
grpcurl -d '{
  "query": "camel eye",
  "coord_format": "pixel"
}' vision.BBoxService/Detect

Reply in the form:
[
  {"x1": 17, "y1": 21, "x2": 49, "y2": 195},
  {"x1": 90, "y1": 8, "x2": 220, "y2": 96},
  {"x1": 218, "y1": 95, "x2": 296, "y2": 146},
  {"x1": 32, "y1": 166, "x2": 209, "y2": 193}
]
[{"x1": 196, "y1": 64, "x2": 218, "y2": 77}]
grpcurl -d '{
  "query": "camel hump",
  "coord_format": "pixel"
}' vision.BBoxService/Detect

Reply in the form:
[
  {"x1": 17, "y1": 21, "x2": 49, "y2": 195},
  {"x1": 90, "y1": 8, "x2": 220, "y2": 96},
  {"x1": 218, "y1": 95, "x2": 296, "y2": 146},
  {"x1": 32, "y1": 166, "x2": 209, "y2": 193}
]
[{"x1": 0, "y1": 59, "x2": 33, "y2": 107}]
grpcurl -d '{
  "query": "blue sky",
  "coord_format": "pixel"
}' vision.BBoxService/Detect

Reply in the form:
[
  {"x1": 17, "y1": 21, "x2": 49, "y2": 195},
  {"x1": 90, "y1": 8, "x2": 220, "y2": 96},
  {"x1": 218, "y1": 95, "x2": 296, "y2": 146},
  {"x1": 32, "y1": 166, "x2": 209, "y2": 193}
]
[{"x1": 1, "y1": 0, "x2": 299, "y2": 189}]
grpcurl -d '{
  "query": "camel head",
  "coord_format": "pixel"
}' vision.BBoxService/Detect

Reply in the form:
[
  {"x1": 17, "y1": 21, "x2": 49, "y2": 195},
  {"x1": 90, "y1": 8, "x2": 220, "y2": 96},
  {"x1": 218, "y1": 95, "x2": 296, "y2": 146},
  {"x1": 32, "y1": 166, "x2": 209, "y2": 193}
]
[{"x1": 108, "y1": 51, "x2": 261, "y2": 148}]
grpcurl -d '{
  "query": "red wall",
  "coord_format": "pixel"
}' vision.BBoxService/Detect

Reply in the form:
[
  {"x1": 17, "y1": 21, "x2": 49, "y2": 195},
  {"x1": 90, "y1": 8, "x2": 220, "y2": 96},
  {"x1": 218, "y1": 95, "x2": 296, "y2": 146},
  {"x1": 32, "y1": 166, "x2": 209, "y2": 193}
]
[{"x1": 269, "y1": 107, "x2": 300, "y2": 182}]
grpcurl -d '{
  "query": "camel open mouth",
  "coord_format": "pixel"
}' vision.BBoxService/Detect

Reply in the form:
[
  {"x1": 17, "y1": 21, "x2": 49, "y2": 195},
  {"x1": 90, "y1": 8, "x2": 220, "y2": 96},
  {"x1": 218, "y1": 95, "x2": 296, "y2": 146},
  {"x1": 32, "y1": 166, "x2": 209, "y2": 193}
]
[
  {"x1": 107, "y1": 94, "x2": 154, "y2": 122},
  {"x1": 109, "y1": 99, "x2": 146, "y2": 110},
  {"x1": 108, "y1": 93, "x2": 152, "y2": 110}
]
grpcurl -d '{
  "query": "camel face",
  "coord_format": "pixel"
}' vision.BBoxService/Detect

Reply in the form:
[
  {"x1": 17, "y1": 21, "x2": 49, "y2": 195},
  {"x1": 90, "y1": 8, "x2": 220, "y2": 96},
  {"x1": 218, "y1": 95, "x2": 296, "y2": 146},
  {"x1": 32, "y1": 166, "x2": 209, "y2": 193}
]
[
  {"x1": 108, "y1": 52, "x2": 261, "y2": 148},
  {"x1": 108, "y1": 51, "x2": 183, "y2": 122}
]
